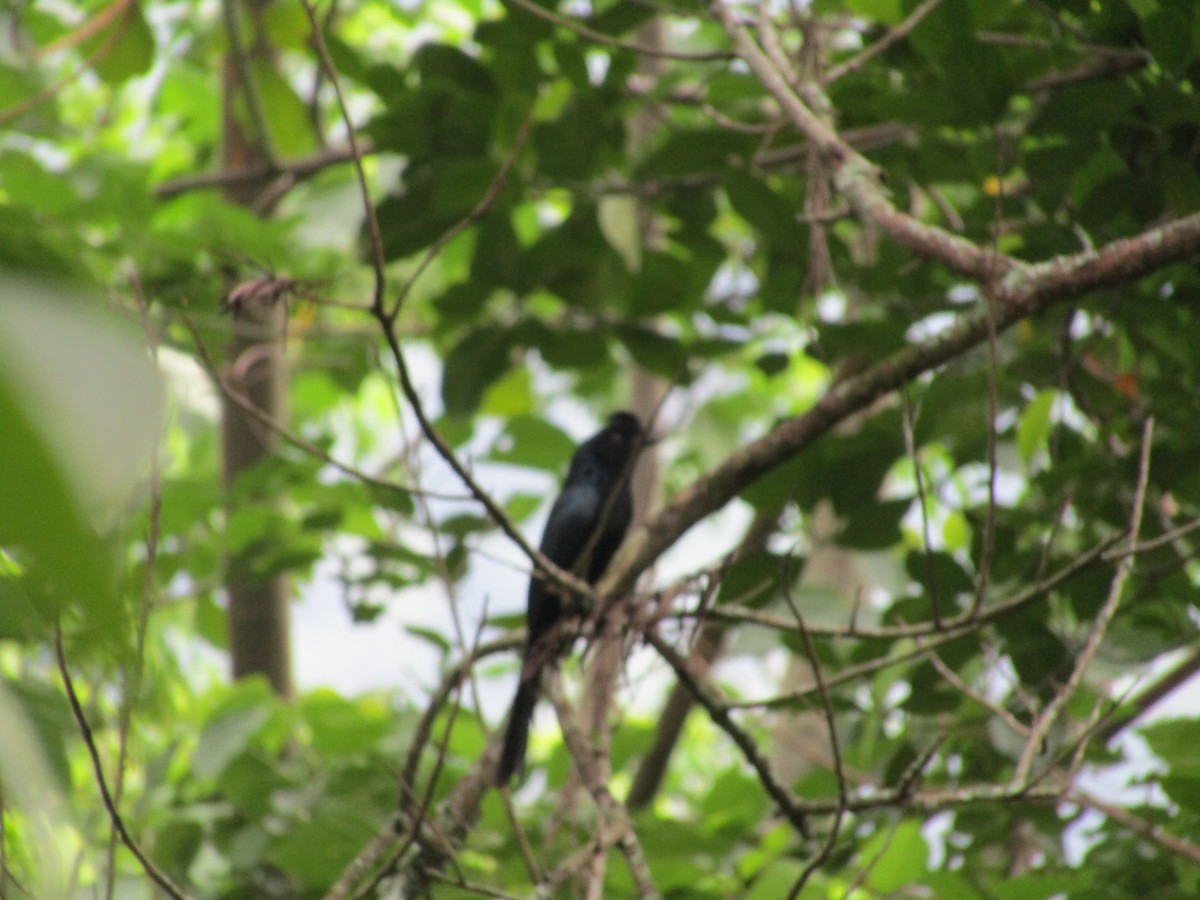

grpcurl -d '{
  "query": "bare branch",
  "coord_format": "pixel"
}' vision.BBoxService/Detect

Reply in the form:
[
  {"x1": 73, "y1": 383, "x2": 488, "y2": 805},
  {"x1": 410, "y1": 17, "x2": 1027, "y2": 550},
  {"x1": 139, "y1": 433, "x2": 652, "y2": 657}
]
[
  {"x1": 1098, "y1": 646, "x2": 1200, "y2": 743},
  {"x1": 505, "y1": 0, "x2": 731, "y2": 62},
  {"x1": 824, "y1": 0, "x2": 944, "y2": 83},
  {"x1": 1071, "y1": 791, "x2": 1200, "y2": 865},
  {"x1": 1013, "y1": 417, "x2": 1155, "y2": 787},
  {"x1": 155, "y1": 142, "x2": 373, "y2": 199},
  {"x1": 644, "y1": 630, "x2": 811, "y2": 838},
  {"x1": 783, "y1": 567, "x2": 847, "y2": 897},
  {"x1": 300, "y1": 0, "x2": 596, "y2": 611},
  {"x1": 546, "y1": 679, "x2": 661, "y2": 899},
  {"x1": 54, "y1": 627, "x2": 190, "y2": 900},
  {"x1": 391, "y1": 112, "x2": 534, "y2": 320},
  {"x1": 901, "y1": 389, "x2": 942, "y2": 628}
]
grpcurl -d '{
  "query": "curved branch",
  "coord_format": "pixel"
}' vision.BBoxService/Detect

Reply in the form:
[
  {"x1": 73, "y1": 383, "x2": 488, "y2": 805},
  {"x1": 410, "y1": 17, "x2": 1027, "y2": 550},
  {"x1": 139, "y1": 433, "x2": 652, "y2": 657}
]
[
  {"x1": 55, "y1": 627, "x2": 189, "y2": 900},
  {"x1": 301, "y1": 0, "x2": 594, "y2": 606}
]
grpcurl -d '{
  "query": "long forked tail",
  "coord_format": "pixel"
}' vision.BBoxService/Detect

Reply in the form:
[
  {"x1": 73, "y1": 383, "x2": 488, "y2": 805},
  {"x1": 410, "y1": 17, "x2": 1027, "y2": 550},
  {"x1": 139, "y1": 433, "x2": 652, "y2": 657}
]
[{"x1": 495, "y1": 680, "x2": 538, "y2": 786}]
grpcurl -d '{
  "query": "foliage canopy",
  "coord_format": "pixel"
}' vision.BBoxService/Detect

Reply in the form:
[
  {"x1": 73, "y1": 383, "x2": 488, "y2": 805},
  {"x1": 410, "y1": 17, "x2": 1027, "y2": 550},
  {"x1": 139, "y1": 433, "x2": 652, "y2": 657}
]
[{"x1": 2, "y1": 0, "x2": 1200, "y2": 897}]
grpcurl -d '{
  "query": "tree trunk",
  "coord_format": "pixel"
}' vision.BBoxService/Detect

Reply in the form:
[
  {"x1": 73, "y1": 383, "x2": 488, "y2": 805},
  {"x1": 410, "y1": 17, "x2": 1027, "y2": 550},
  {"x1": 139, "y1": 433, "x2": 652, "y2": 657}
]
[{"x1": 219, "y1": 0, "x2": 292, "y2": 697}]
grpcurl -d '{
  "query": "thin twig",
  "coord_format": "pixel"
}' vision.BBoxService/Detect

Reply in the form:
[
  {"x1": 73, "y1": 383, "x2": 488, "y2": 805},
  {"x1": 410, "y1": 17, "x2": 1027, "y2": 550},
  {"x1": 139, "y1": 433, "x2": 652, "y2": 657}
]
[
  {"x1": 0, "y1": 0, "x2": 134, "y2": 125},
  {"x1": 971, "y1": 157, "x2": 1006, "y2": 618},
  {"x1": 927, "y1": 650, "x2": 1029, "y2": 737},
  {"x1": 782, "y1": 565, "x2": 847, "y2": 898},
  {"x1": 106, "y1": 275, "x2": 165, "y2": 899},
  {"x1": 756, "y1": 0, "x2": 797, "y2": 88},
  {"x1": 155, "y1": 142, "x2": 374, "y2": 199},
  {"x1": 362, "y1": 673, "x2": 470, "y2": 898},
  {"x1": 546, "y1": 678, "x2": 661, "y2": 899},
  {"x1": 54, "y1": 626, "x2": 189, "y2": 900},
  {"x1": 644, "y1": 630, "x2": 810, "y2": 838},
  {"x1": 1012, "y1": 417, "x2": 1155, "y2": 788},
  {"x1": 306, "y1": 9, "x2": 599, "y2": 604},
  {"x1": 824, "y1": 0, "x2": 943, "y2": 83},
  {"x1": 505, "y1": 0, "x2": 731, "y2": 62},
  {"x1": 696, "y1": 532, "x2": 1123, "y2": 642},
  {"x1": 902, "y1": 389, "x2": 942, "y2": 628},
  {"x1": 391, "y1": 111, "x2": 535, "y2": 319},
  {"x1": 1097, "y1": 646, "x2": 1200, "y2": 743},
  {"x1": 1071, "y1": 790, "x2": 1200, "y2": 865},
  {"x1": 1103, "y1": 516, "x2": 1200, "y2": 561},
  {"x1": 322, "y1": 638, "x2": 517, "y2": 900},
  {"x1": 421, "y1": 869, "x2": 523, "y2": 898},
  {"x1": 180, "y1": 310, "x2": 460, "y2": 502}
]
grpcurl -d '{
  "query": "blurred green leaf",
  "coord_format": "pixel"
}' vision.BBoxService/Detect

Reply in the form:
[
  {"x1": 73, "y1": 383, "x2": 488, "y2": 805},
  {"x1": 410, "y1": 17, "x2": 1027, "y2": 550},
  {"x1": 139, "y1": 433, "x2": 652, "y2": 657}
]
[
  {"x1": 865, "y1": 820, "x2": 929, "y2": 892},
  {"x1": 1018, "y1": 389, "x2": 1057, "y2": 466},
  {"x1": 83, "y1": 4, "x2": 154, "y2": 84},
  {"x1": 441, "y1": 325, "x2": 512, "y2": 416}
]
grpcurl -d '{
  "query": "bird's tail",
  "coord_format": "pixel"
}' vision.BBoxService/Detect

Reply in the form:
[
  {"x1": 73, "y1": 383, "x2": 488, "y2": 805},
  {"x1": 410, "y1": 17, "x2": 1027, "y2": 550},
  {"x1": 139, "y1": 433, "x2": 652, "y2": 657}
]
[{"x1": 495, "y1": 680, "x2": 538, "y2": 786}]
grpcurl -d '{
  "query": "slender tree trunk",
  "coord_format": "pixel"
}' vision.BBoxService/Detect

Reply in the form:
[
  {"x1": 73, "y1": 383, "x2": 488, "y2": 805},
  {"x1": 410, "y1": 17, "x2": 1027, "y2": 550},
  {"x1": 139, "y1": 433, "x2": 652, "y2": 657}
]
[{"x1": 219, "y1": 0, "x2": 293, "y2": 697}]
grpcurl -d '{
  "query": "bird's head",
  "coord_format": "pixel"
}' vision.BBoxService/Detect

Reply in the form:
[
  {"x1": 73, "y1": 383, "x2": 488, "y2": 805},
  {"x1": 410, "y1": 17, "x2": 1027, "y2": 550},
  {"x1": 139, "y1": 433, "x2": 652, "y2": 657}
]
[{"x1": 592, "y1": 410, "x2": 654, "y2": 469}]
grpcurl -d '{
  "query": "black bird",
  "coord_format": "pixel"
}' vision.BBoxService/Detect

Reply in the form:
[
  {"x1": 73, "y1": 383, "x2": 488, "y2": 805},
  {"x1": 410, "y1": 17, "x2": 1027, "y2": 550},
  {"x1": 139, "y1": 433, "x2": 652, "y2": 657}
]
[{"x1": 495, "y1": 411, "x2": 648, "y2": 786}]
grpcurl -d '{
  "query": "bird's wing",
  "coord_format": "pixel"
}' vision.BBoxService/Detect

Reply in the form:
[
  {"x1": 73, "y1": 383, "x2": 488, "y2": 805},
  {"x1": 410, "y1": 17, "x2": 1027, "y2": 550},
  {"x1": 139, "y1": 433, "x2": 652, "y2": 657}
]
[
  {"x1": 524, "y1": 481, "x2": 600, "y2": 644},
  {"x1": 537, "y1": 480, "x2": 601, "y2": 570}
]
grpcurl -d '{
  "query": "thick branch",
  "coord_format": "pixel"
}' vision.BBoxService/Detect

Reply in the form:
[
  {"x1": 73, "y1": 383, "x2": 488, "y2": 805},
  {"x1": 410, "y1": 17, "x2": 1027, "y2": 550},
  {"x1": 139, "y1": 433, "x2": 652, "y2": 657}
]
[{"x1": 604, "y1": 212, "x2": 1200, "y2": 606}]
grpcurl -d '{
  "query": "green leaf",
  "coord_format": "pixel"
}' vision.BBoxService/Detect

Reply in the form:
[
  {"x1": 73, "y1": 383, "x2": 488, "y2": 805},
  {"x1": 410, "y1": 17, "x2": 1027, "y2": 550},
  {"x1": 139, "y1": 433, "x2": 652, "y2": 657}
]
[
  {"x1": 846, "y1": 0, "x2": 904, "y2": 25},
  {"x1": 83, "y1": 4, "x2": 155, "y2": 84},
  {"x1": 441, "y1": 326, "x2": 513, "y2": 416},
  {"x1": 263, "y1": 2, "x2": 312, "y2": 50},
  {"x1": 301, "y1": 691, "x2": 392, "y2": 756},
  {"x1": 1017, "y1": 389, "x2": 1057, "y2": 465},
  {"x1": 0, "y1": 282, "x2": 163, "y2": 629},
  {"x1": 903, "y1": 550, "x2": 975, "y2": 597},
  {"x1": 490, "y1": 414, "x2": 577, "y2": 471},
  {"x1": 6, "y1": 679, "x2": 72, "y2": 789},
  {"x1": 993, "y1": 870, "x2": 1093, "y2": 900},
  {"x1": 267, "y1": 798, "x2": 385, "y2": 888},
  {"x1": 414, "y1": 43, "x2": 497, "y2": 95},
  {"x1": 1143, "y1": 2, "x2": 1197, "y2": 72},
  {"x1": 0, "y1": 680, "x2": 71, "y2": 898},
  {"x1": 864, "y1": 820, "x2": 928, "y2": 892},
  {"x1": 193, "y1": 681, "x2": 279, "y2": 780},
  {"x1": 0, "y1": 63, "x2": 42, "y2": 113},
  {"x1": 481, "y1": 365, "x2": 534, "y2": 416},
  {"x1": 614, "y1": 323, "x2": 688, "y2": 377},
  {"x1": 1141, "y1": 718, "x2": 1200, "y2": 766},
  {"x1": 639, "y1": 128, "x2": 756, "y2": 177},
  {"x1": 598, "y1": 194, "x2": 642, "y2": 271},
  {"x1": 249, "y1": 61, "x2": 316, "y2": 157},
  {"x1": 723, "y1": 170, "x2": 804, "y2": 259},
  {"x1": 0, "y1": 577, "x2": 42, "y2": 641},
  {"x1": 746, "y1": 860, "x2": 805, "y2": 899},
  {"x1": 942, "y1": 510, "x2": 971, "y2": 550},
  {"x1": 631, "y1": 251, "x2": 697, "y2": 315},
  {"x1": 0, "y1": 151, "x2": 77, "y2": 217},
  {"x1": 838, "y1": 497, "x2": 911, "y2": 549}
]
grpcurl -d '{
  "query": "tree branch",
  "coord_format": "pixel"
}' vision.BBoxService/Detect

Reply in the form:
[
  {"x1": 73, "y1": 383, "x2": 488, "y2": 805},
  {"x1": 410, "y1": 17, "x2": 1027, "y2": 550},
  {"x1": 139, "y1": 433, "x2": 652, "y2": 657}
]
[
  {"x1": 54, "y1": 626, "x2": 189, "y2": 900},
  {"x1": 604, "y1": 212, "x2": 1199, "y2": 612},
  {"x1": 1013, "y1": 417, "x2": 1154, "y2": 787},
  {"x1": 155, "y1": 142, "x2": 373, "y2": 199}
]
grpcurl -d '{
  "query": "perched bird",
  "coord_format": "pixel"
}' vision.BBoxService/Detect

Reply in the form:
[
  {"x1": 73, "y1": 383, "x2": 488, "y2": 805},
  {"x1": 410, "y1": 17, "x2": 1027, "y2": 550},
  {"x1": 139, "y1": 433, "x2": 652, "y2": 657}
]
[{"x1": 495, "y1": 411, "x2": 649, "y2": 787}]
